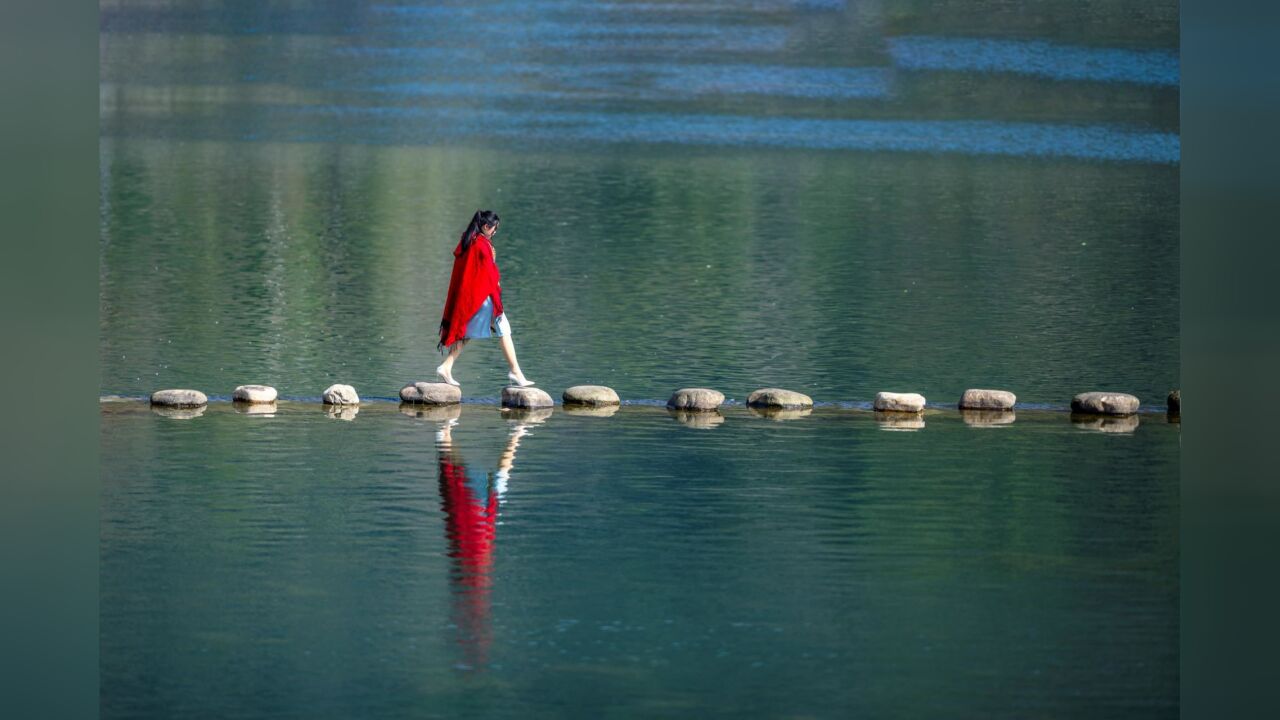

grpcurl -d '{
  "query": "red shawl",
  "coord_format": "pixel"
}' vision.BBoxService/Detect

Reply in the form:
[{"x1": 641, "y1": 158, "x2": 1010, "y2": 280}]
[{"x1": 438, "y1": 233, "x2": 503, "y2": 350}]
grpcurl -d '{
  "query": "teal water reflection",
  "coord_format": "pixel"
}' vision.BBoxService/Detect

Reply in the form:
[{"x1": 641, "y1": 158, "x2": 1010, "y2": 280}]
[{"x1": 101, "y1": 402, "x2": 1177, "y2": 717}]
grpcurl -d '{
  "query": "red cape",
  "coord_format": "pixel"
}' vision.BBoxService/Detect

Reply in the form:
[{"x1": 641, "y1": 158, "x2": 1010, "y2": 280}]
[{"x1": 438, "y1": 233, "x2": 503, "y2": 350}]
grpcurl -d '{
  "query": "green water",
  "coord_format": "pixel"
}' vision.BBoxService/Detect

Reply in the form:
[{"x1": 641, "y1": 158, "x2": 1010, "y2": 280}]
[{"x1": 100, "y1": 0, "x2": 1179, "y2": 716}]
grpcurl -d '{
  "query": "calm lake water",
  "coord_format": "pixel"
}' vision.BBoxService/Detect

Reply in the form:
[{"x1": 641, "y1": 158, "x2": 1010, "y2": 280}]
[{"x1": 100, "y1": 0, "x2": 1179, "y2": 716}]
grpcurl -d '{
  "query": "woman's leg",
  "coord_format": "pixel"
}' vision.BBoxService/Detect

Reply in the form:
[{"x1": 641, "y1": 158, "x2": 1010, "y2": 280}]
[
  {"x1": 498, "y1": 334, "x2": 528, "y2": 382},
  {"x1": 437, "y1": 340, "x2": 467, "y2": 385}
]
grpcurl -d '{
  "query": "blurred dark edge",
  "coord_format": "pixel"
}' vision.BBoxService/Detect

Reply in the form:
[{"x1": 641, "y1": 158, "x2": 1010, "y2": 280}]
[
  {"x1": 0, "y1": 0, "x2": 99, "y2": 718},
  {"x1": 1183, "y1": 0, "x2": 1280, "y2": 718}
]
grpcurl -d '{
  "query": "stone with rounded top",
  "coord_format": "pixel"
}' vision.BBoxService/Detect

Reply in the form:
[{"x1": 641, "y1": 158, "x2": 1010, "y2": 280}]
[
  {"x1": 400, "y1": 382, "x2": 461, "y2": 405},
  {"x1": 1167, "y1": 389, "x2": 1180, "y2": 413},
  {"x1": 746, "y1": 388, "x2": 813, "y2": 409},
  {"x1": 958, "y1": 388, "x2": 1016, "y2": 411},
  {"x1": 667, "y1": 388, "x2": 724, "y2": 411},
  {"x1": 150, "y1": 389, "x2": 208, "y2": 407},
  {"x1": 1071, "y1": 391, "x2": 1139, "y2": 416},
  {"x1": 233, "y1": 384, "x2": 277, "y2": 404},
  {"x1": 873, "y1": 391, "x2": 926, "y2": 413},
  {"x1": 502, "y1": 385, "x2": 554, "y2": 409},
  {"x1": 322, "y1": 384, "x2": 360, "y2": 405},
  {"x1": 563, "y1": 385, "x2": 620, "y2": 406}
]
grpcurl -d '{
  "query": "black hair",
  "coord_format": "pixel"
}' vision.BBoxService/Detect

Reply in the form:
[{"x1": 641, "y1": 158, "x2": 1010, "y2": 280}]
[{"x1": 459, "y1": 209, "x2": 500, "y2": 253}]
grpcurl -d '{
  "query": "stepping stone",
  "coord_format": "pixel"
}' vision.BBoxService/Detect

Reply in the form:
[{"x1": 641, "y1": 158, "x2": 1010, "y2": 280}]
[
  {"x1": 1071, "y1": 391, "x2": 1139, "y2": 416},
  {"x1": 1167, "y1": 389, "x2": 1180, "y2": 413},
  {"x1": 233, "y1": 384, "x2": 277, "y2": 403},
  {"x1": 873, "y1": 391, "x2": 925, "y2": 413},
  {"x1": 666, "y1": 388, "x2": 724, "y2": 411},
  {"x1": 502, "y1": 385, "x2": 554, "y2": 409},
  {"x1": 150, "y1": 389, "x2": 208, "y2": 407},
  {"x1": 400, "y1": 382, "x2": 461, "y2": 405},
  {"x1": 563, "y1": 385, "x2": 620, "y2": 406},
  {"x1": 958, "y1": 388, "x2": 1016, "y2": 411},
  {"x1": 322, "y1": 384, "x2": 360, "y2": 405},
  {"x1": 746, "y1": 388, "x2": 813, "y2": 409}
]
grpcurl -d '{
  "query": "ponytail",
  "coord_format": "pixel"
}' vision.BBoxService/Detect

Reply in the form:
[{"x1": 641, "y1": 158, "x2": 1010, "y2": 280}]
[{"x1": 459, "y1": 209, "x2": 500, "y2": 253}]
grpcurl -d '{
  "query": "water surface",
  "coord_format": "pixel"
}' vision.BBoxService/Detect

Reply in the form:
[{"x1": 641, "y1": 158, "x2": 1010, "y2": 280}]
[{"x1": 100, "y1": 1, "x2": 1179, "y2": 716}]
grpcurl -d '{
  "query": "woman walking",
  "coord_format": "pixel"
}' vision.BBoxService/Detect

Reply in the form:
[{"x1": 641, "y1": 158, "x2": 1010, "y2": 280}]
[{"x1": 436, "y1": 210, "x2": 535, "y2": 388}]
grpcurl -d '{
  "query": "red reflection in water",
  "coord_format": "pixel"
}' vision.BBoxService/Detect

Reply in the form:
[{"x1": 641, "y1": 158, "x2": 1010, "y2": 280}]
[{"x1": 437, "y1": 453, "x2": 498, "y2": 669}]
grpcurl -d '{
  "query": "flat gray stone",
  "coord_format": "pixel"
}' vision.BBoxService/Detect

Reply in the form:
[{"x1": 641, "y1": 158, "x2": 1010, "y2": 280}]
[
  {"x1": 150, "y1": 389, "x2": 208, "y2": 407},
  {"x1": 1167, "y1": 389, "x2": 1180, "y2": 413},
  {"x1": 400, "y1": 382, "x2": 461, "y2": 405},
  {"x1": 322, "y1": 384, "x2": 360, "y2": 405},
  {"x1": 666, "y1": 388, "x2": 724, "y2": 411},
  {"x1": 746, "y1": 388, "x2": 813, "y2": 409},
  {"x1": 233, "y1": 384, "x2": 277, "y2": 403},
  {"x1": 563, "y1": 385, "x2": 620, "y2": 406},
  {"x1": 1071, "y1": 391, "x2": 1139, "y2": 416},
  {"x1": 873, "y1": 391, "x2": 925, "y2": 413},
  {"x1": 502, "y1": 386, "x2": 554, "y2": 409},
  {"x1": 958, "y1": 388, "x2": 1016, "y2": 410}
]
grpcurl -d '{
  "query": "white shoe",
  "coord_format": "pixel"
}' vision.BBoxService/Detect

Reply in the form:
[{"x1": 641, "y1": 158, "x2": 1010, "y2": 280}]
[
  {"x1": 508, "y1": 371, "x2": 535, "y2": 387},
  {"x1": 436, "y1": 364, "x2": 460, "y2": 386}
]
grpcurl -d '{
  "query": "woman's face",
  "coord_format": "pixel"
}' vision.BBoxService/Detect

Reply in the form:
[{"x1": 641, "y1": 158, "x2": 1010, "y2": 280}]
[{"x1": 483, "y1": 223, "x2": 498, "y2": 237}]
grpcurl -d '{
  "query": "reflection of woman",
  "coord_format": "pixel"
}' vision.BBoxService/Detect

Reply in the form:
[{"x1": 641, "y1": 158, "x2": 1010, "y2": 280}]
[
  {"x1": 435, "y1": 419, "x2": 527, "y2": 670},
  {"x1": 435, "y1": 210, "x2": 535, "y2": 389}
]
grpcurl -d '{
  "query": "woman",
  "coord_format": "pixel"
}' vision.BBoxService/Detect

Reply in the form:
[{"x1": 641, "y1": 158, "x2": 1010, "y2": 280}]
[{"x1": 436, "y1": 210, "x2": 535, "y2": 388}]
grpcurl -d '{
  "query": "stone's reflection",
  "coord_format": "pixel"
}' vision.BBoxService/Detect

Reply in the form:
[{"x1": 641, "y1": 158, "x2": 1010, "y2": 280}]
[
  {"x1": 1166, "y1": 411, "x2": 1180, "y2": 424},
  {"x1": 151, "y1": 405, "x2": 205, "y2": 420},
  {"x1": 233, "y1": 401, "x2": 277, "y2": 416},
  {"x1": 668, "y1": 409, "x2": 725, "y2": 428},
  {"x1": 323, "y1": 404, "x2": 359, "y2": 421},
  {"x1": 960, "y1": 409, "x2": 1017, "y2": 427},
  {"x1": 748, "y1": 406, "x2": 813, "y2": 422},
  {"x1": 501, "y1": 406, "x2": 554, "y2": 424},
  {"x1": 562, "y1": 403, "x2": 620, "y2": 418},
  {"x1": 1071, "y1": 413, "x2": 1140, "y2": 433},
  {"x1": 400, "y1": 402, "x2": 462, "y2": 423},
  {"x1": 435, "y1": 418, "x2": 527, "y2": 672},
  {"x1": 874, "y1": 411, "x2": 925, "y2": 431}
]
